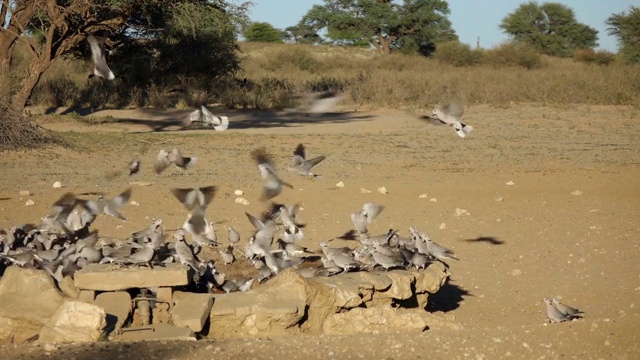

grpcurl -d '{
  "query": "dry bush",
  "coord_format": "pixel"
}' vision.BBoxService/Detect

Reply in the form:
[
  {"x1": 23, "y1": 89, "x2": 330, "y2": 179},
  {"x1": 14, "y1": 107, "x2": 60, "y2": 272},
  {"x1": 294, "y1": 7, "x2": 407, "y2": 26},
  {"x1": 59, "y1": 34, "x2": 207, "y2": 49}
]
[
  {"x1": 482, "y1": 42, "x2": 544, "y2": 69},
  {"x1": 434, "y1": 41, "x2": 484, "y2": 67},
  {"x1": 574, "y1": 49, "x2": 616, "y2": 66}
]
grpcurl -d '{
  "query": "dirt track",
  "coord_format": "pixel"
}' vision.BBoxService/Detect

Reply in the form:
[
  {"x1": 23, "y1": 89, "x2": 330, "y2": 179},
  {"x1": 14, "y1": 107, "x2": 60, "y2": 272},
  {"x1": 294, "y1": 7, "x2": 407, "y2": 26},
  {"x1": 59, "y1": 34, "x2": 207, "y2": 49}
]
[{"x1": 1, "y1": 103, "x2": 639, "y2": 359}]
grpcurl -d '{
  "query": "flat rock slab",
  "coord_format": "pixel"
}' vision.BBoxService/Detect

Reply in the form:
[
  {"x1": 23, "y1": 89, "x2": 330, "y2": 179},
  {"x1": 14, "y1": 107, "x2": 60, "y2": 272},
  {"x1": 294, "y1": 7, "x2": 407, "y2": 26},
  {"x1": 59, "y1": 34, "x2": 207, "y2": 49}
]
[
  {"x1": 94, "y1": 292, "x2": 132, "y2": 335},
  {"x1": 74, "y1": 263, "x2": 188, "y2": 291},
  {"x1": 172, "y1": 291, "x2": 213, "y2": 333},
  {"x1": 110, "y1": 324, "x2": 196, "y2": 342}
]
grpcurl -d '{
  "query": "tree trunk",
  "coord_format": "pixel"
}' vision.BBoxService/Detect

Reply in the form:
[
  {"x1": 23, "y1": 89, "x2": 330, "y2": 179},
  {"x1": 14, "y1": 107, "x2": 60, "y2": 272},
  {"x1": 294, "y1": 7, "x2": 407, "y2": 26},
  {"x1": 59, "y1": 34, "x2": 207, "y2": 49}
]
[
  {"x1": 372, "y1": 32, "x2": 395, "y2": 55},
  {"x1": 11, "y1": 58, "x2": 52, "y2": 110}
]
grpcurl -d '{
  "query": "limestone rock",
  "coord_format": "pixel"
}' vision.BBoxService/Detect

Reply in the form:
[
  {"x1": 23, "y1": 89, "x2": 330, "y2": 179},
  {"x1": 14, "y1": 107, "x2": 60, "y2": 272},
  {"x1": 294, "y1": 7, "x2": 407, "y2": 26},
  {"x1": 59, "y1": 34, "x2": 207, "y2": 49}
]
[
  {"x1": 38, "y1": 301, "x2": 106, "y2": 343},
  {"x1": 0, "y1": 267, "x2": 65, "y2": 343},
  {"x1": 94, "y1": 292, "x2": 132, "y2": 335},
  {"x1": 57, "y1": 276, "x2": 79, "y2": 298},
  {"x1": 172, "y1": 291, "x2": 213, "y2": 333},
  {"x1": 74, "y1": 263, "x2": 188, "y2": 291}
]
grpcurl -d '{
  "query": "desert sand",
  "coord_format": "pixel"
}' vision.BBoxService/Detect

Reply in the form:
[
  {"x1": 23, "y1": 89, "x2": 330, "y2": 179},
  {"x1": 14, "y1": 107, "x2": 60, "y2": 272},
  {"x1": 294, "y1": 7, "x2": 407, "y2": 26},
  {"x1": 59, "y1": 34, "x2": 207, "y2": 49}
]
[{"x1": 0, "y1": 103, "x2": 639, "y2": 359}]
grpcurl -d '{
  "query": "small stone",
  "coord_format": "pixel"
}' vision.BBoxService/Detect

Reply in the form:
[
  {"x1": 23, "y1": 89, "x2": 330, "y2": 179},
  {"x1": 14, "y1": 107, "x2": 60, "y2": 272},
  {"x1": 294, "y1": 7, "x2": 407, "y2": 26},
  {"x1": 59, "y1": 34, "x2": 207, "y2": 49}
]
[
  {"x1": 377, "y1": 187, "x2": 388, "y2": 194},
  {"x1": 454, "y1": 208, "x2": 470, "y2": 216},
  {"x1": 25, "y1": 199, "x2": 35, "y2": 206},
  {"x1": 130, "y1": 200, "x2": 139, "y2": 206},
  {"x1": 235, "y1": 197, "x2": 250, "y2": 205},
  {"x1": 571, "y1": 190, "x2": 583, "y2": 196},
  {"x1": 44, "y1": 344, "x2": 58, "y2": 352},
  {"x1": 439, "y1": 223, "x2": 447, "y2": 230},
  {"x1": 335, "y1": 181, "x2": 344, "y2": 188},
  {"x1": 429, "y1": 198, "x2": 437, "y2": 203},
  {"x1": 495, "y1": 196, "x2": 504, "y2": 202},
  {"x1": 511, "y1": 269, "x2": 522, "y2": 276},
  {"x1": 115, "y1": 225, "x2": 124, "y2": 229},
  {"x1": 419, "y1": 194, "x2": 428, "y2": 199},
  {"x1": 129, "y1": 181, "x2": 154, "y2": 187},
  {"x1": 19, "y1": 190, "x2": 31, "y2": 196},
  {"x1": 506, "y1": 181, "x2": 514, "y2": 186},
  {"x1": 53, "y1": 181, "x2": 63, "y2": 189},
  {"x1": 360, "y1": 188, "x2": 371, "y2": 194},
  {"x1": 234, "y1": 189, "x2": 244, "y2": 196}
]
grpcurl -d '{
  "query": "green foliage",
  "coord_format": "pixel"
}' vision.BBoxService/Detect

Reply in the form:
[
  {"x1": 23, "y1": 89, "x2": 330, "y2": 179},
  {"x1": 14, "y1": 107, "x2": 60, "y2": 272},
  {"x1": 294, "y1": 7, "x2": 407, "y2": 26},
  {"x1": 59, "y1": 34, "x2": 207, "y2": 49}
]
[
  {"x1": 244, "y1": 22, "x2": 284, "y2": 43},
  {"x1": 434, "y1": 41, "x2": 484, "y2": 67},
  {"x1": 500, "y1": 1, "x2": 598, "y2": 57},
  {"x1": 296, "y1": 0, "x2": 457, "y2": 55},
  {"x1": 607, "y1": 6, "x2": 640, "y2": 64},
  {"x1": 284, "y1": 24, "x2": 324, "y2": 44},
  {"x1": 483, "y1": 42, "x2": 544, "y2": 69},
  {"x1": 574, "y1": 48, "x2": 616, "y2": 66}
]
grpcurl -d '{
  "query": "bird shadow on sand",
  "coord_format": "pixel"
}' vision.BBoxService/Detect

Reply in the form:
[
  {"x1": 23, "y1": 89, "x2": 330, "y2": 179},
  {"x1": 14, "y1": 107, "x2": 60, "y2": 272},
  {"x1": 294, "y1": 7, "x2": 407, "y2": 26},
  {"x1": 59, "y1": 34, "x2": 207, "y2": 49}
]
[
  {"x1": 426, "y1": 281, "x2": 471, "y2": 313},
  {"x1": 44, "y1": 107, "x2": 376, "y2": 133},
  {"x1": 462, "y1": 236, "x2": 505, "y2": 245}
]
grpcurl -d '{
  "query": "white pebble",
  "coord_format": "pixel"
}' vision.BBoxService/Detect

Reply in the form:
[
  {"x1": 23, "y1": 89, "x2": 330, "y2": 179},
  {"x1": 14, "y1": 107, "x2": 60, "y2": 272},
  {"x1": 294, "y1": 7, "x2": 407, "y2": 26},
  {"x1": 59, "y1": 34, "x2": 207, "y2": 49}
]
[
  {"x1": 234, "y1": 189, "x2": 244, "y2": 196},
  {"x1": 454, "y1": 208, "x2": 470, "y2": 216},
  {"x1": 19, "y1": 190, "x2": 31, "y2": 196},
  {"x1": 25, "y1": 199, "x2": 35, "y2": 206},
  {"x1": 571, "y1": 190, "x2": 583, "y2": 196},
  {"x1": 495, "y1": 196, "x2": 504, "y2": 202},
  {"x1": 506, "y1": 181, "x2": 514, "y2": 186},
  {"x1": 360, "y1": 188, "x2": 371, "y2": 194},
  {"x1": 335, "y1": 181, "x2": 344, "y2": 188},
  {"x1": 511, "y1": 269, "x2": 522, "y2": 276},
  {"x1": 439, "y1": 223, "x2": 447, "y2": 230},
  {"x1": 52, "y1": 181, "x2": 63, "y2": 189},
  {"x1": 235, "y1": 197, "x2": 250, "y2": 205},
  {"x1": 377, "y1": 186, "x2": 388, "y2": 194},
  {"x1": 130, "y1": 200, "x2": 139, "y2": 206},
  {"x1": 419, "y1": 193, "x2": 428, "y2": 199},
  {"x1": 429, "y1": 198, "x2": 437, "y2": 202}
]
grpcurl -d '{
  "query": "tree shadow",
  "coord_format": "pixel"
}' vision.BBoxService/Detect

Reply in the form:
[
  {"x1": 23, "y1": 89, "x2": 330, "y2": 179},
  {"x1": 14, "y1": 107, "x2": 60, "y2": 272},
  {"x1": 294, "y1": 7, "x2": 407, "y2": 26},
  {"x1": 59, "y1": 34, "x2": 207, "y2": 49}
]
[
  {"x1": 43, "y1": 107, "x2": 376, "y2": 133},
  {"x1": 462, "y1": 236, "x2": 505, "y2": 245},
  {"x1": 426, "y1": 281, "x2": 471, "y2": 313}
]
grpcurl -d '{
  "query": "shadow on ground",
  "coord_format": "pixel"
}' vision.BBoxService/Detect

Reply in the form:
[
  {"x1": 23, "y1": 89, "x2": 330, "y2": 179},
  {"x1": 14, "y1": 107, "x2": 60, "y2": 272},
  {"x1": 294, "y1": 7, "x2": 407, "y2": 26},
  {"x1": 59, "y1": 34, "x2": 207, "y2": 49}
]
[
  {"x1": 43, "y1": 107, "x2": 375, "y2": 133},
  {"x1": 427, "y1": 281, "x2": 471, "y2": 313},
  {"x1": 462, "y1": 236, "x2": 505, "y2": 245}
]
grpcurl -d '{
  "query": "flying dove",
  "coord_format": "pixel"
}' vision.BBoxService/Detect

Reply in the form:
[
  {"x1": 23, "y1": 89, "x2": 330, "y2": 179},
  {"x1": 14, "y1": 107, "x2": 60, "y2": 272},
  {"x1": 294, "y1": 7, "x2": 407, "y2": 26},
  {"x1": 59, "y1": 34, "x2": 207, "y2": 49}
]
[
  {"x1": 184, "y1": 106, "x2": 229, "y2": 131},
  {"x1": 252, "y1": 147, "x2": 293, "y2": 201},
  {"x1": 287, "y1": 144, "x2": 326, "y2": 177},
  {"x1": 87, "y1": 35, "x2": 115, "y2": 80},
  {"x1": 425, "y1": 97, "x2": 474, "y2": 138}
]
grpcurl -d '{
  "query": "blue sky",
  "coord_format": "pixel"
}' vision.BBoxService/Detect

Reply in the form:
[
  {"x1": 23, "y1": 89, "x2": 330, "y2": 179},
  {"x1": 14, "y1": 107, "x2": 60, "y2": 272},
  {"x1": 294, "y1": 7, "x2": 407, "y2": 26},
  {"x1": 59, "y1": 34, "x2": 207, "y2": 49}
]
[{"x1": 247, "y1": 0, "x2": 637, "y2": 52}]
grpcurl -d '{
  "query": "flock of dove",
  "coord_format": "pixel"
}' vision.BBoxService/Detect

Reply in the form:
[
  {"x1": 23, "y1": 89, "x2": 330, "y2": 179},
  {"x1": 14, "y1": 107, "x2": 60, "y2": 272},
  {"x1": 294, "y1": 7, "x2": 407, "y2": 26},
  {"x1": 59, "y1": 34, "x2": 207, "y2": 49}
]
[{"x1": 0, "y1": 34, "x2": 582, "y2": 325}]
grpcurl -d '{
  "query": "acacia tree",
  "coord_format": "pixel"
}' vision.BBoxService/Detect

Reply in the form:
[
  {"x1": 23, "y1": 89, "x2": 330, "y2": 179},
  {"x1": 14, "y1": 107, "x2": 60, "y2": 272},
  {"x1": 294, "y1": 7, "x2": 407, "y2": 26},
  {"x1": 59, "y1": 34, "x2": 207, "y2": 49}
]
[
  {"x1": 500, "y1": 1, "x2": 598, "y2": 57},
  {"x1": 243, "y1": 22, "x2": 283, "y2": 42},
  {"x1": 295, "y1": 0, "x2": 457, "y2": 55},
  {"x1": 0, "y1": 0, "x2": 250, "y2": 110},
  {"x1": 606, "y1": 6, "x2": 640, "y2": 64},
  {"x1": 284, "y1": 23, "x2": 323, "y2": 44}
]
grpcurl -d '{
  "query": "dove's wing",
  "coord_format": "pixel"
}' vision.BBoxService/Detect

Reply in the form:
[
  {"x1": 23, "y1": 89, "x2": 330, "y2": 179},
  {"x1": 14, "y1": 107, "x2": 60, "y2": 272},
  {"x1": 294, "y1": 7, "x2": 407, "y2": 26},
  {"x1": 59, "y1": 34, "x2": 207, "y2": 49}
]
[
  {"x1": 293, "y1": 144, "x2": 306, "y2": 161},
  {"x1": 303, "y1": 155, "x2": 326, "y2": 170},
  {"x1": 213, "y1": 116, "x2": 229, "y2": 131},
  {"x1": 200, "y1": 106, "x2": 216, "y2": 123},
  {"x1": 362, "y1": 203, "x2": 384, "y2": 223},
  {"x1": 154, "y1": 149, "x2": 172, "y2": 174},
  {"x1": 87, "y1": 35, "x2": 115, "y2": 80}
]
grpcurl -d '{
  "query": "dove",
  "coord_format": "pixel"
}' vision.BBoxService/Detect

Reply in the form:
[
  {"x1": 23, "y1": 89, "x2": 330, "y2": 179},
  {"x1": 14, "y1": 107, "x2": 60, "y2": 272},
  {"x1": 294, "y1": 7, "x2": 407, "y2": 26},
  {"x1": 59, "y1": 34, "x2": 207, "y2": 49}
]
[
  {"x1": 128, "y1": 160, "x2": 141, "y2": 175},
  {"x1": 263, "y1": 251, "x2": 281, "y2": 275},
  {"x1": 320, "y1": 256, "x2": 343, "y2": 276},
  {"x1": 301, "y1": 90, "x2": 343, "y2": 114},
  {"x1": 425, "y1": 97, "x2": 473, "y2": 138},
  {"x1": 287, "y1": 144, "x2": 326, "y2": 177},
  {"x1": 87, "y1": 35, "x2": 115, "y2": 80},
  {"x1": 276, "y1": 239, "x2": 314, "y2": 257},
  {"x1": 184, "y1": 106, "x2": 229, "y2": 131},
  {"x1": 154, "y1": 148, "x2": 198, "y2": 174},
  {"x1": 117, "y1": 242, "x2": 155, "y2": 268},
  {"x1": 351, "y1": 203, "x2": 385, "y2": 234},
  {"x1": 245, "y1": 210, "x2": 278, "y2": 248},
  {"x1": 371, "y1": 249, "x2": 405, "y2": 271},
  {"x1": 171, "y1": 186, "x2": 216, "y2": 235},
  {"x1": 78, "y1": 188, "x2": 132, "y2": 222},
  {"x1": 426, "y1": 237, "x2": 459, "y2": 263},
  {"x1": 220, "y1": 245, "x2": 235, "y2": 265},
  {"x1": 543, "y1": 298, "x2": 572, "y2": 323},
  {"x1": 227, "y1": 226, "x2": 240, "y2": 245},
  {"x1": 252, "y1": 148, "x2": 293, "y2": 201},
  {"x1": 410, "y1": 250, "x2": 430, "y2": 270},
  {"x1": 552, "y1": 298, "x2": 584, "y2": 318},
  {"x1": 319, "y1": 241, "x2": 353, "y2": 259},
  {"x1": 173, "y1": 230, "x2": 203, "y2": 274}
]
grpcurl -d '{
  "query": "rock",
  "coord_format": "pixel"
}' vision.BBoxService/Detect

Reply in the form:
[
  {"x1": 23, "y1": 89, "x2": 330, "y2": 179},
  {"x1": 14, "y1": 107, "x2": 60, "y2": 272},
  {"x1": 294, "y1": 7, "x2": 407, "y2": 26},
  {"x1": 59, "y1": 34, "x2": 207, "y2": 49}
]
[
  {"x1": 377, "y1": 187, "x2": 388, "y2": 194},
  {"x1": 419, "y1": 193, "x2": 428, "y2": 199},
  {"x1": 19, "y1": 190, "x2": 31, "y2": 196},
  {"x1": 57, "y1": 276, "x2": 80, "y2": 298},
  {"x1": 110, "y1": 323, "x2": 196, "y2": 342},
  {"x1": 429, "y1": 198, "x2": 437, "y2": 202},
  {"x1": 571, "y1": 190, "x2": 583, "y2": 196},
  {"x1": 172, "y1": 291, "x2": 213, "y2": 333},
  {"x1": 454, "y1": 208, "x2": 470, "y2": 216},
  {"x1": 234, "y1": 197, "x2": 250, "y2": 205},
  {"x1": 94, "y1": 292, "x2": 132, "y2": 336},
  {"x1": 506, "y1": 181, "x2": 514, "y2": 186},
  {"x1": 495, "y1": 196, "x2": 504, "y2": 202},
  {"x1": 74, "y1": 263, "x2": 188, "y2": 291},
  {"x1": 439, "y1": 223, "x2": 447, "y2": 230},
  {"x1": 52, "y1": 181, "x2": 62, "y2": 189},
  {"x1": 0, "y1": 267, "x2": 65, "y2": 343},
  {"x1": 209, "y1": 269, "x2": 311, "y2": 339},
  {"x1": 38, "y1": 301, "x2": 106, "y2": 343},
  {"x1": 360, "y1": 188, "x2": 371, "y2": 193},
  {"x1": 128, "y1": 181, "x2": 154, "y2": 187},
  {"x1": 130, "y1": 200, "x2": 139, "y2": 206},
  {"x1": 25, "y1": 199, "x2": 35, "y2": 206},
  {"x1": 234, "y1": 189, "x2": 244, "y2": 196},
  {"x1": 335, "y1": 181, "x2": 344, "y2": 188}
]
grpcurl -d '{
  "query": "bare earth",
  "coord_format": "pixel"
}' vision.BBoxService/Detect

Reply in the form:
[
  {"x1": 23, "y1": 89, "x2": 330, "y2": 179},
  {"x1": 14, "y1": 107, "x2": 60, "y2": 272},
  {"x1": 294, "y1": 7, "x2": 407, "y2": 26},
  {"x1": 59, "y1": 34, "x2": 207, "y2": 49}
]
[{"x1": 0, "y1": 103, "x2": 639, "y2": 359}]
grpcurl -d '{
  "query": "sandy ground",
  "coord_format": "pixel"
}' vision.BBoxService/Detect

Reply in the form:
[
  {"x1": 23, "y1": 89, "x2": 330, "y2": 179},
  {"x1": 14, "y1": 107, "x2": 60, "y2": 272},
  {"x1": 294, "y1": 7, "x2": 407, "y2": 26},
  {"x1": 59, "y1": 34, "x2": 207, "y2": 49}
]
[{"x1": 0, "y1": 103, "x2": 639, "y2": 359}]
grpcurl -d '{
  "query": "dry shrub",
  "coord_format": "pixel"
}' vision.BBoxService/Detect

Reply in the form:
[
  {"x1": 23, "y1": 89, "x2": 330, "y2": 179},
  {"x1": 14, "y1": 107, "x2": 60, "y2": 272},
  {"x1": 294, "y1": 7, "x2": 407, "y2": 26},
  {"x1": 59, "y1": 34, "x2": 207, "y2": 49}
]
[
  {"x1": 483, "y1": 42, "x2": 543, "y2": 69},
  {"x1": 261, "y1": 45, "x2": 323, "y2": 73},
  {"x1": 434, "y1": 41, "x2": 484, "y2": 67},
  {"x1": 574, "y1": 49, "x2": 616, "y2": 66}
]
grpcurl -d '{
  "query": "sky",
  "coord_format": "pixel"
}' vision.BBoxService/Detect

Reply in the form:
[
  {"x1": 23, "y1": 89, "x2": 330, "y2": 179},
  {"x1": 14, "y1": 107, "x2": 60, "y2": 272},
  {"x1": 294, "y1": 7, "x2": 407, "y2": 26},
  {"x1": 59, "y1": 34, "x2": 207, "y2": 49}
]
[{"x1": 247, "y1": 0, "x2": 637, "y2": 52}]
